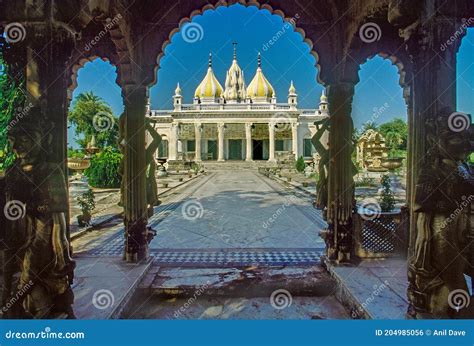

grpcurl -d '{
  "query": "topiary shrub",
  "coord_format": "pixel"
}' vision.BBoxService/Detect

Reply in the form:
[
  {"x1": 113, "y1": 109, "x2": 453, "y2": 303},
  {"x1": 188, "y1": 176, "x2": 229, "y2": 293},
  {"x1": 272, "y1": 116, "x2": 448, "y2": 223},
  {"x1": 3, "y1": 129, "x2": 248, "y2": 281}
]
[
  {"x1": 84, "y1": 147, "x2": 122, "y2": 188},
  {"x1": 380, "y1": 175, "x2": 395, "y2": 212},
  {"x1": 295, "y1": 156, "x2": 305, "y2": 173}
]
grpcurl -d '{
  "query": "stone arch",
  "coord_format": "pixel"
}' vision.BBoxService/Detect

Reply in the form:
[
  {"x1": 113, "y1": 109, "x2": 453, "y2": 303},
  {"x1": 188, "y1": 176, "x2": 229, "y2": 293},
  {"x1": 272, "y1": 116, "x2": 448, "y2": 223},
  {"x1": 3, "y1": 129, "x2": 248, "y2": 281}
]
[
  {"x1": 67, "y1": 56, "x2": 119, "y2": 102},
  {"x1": 146, "y1": 1, "x2": 331, "y2": 89}
]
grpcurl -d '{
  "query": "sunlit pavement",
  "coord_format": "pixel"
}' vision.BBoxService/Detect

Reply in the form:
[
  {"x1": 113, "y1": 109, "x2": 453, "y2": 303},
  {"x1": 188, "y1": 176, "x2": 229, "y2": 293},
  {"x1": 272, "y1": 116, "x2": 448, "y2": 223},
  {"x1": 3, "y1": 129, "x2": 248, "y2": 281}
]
[{"x1": 149, "y1": 170, "x2": 326, "y2": 250}]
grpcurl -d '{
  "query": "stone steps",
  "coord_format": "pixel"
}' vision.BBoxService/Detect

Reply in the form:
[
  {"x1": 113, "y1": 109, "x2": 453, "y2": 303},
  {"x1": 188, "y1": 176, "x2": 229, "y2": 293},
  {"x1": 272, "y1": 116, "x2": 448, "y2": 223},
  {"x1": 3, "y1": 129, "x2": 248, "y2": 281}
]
[
  {"x1": 136, "y1": 265, "x2": 337, "y2": 299},
  {"x1": 202, "y1": 161, "x2": 276, "y2": 171}
]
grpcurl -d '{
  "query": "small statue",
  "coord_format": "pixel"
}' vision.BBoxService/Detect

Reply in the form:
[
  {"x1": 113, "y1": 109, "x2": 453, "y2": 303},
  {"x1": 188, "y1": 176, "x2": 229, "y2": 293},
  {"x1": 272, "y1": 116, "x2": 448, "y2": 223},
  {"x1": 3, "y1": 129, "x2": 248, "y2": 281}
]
[
  {"x1": 408, "y1": 110, "x2": 473, "y2": 318},
  {"x1": 311, "y1": 118, "x2": 330, "y2": 211},
  {"x1": 2, "y1": 108, "x2": 75, "y2": 318},
  {"x1": 145, "y1": 118, "x2": 162, "y2": 217}
]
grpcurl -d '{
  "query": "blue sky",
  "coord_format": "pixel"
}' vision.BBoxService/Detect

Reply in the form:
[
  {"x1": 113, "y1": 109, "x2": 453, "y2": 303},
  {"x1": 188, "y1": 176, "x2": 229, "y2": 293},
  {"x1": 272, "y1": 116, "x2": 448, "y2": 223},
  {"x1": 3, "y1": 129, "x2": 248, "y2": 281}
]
[{"x1": 70, "y1": 4, "x2": 474, "y2": 144}]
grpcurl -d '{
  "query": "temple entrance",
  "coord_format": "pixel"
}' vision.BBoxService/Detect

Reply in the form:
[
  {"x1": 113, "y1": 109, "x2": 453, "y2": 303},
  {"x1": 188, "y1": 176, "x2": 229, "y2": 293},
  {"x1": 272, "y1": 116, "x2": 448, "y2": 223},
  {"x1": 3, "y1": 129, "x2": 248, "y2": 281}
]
[
  {"x1": 207, "y1": 140, "x2": 218, "y2": 160},
  {"x1": 228, "y1": 139, "x2": 243, "y2": 160},
  {"x1": 253, "y1": 139, "x2": 264, "y2": 160}
]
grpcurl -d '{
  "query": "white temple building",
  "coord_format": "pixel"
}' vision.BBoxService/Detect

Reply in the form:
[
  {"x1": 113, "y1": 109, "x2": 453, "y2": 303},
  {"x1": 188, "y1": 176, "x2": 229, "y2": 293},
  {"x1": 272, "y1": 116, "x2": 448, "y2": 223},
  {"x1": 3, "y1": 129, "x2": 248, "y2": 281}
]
[{"x1": 148, "y1": 47, "x2": 329, "y2": 167}]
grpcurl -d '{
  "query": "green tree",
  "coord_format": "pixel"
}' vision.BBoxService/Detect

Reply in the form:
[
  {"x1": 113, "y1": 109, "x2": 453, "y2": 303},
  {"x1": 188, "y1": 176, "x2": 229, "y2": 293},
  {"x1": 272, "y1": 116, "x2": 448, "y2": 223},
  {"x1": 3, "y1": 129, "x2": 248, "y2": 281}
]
[
  {"x1": 379, "y1": 118, "x2": 407, "y2": 151},
  {"x1": 361, "y1": 121, "x2": 378, "y2": 134},
  {"x1": 84, "y1": 147, "x2": 122, "y2": 188},
  {"x1": 295, "y1": 156, "x2": 305, "y2": 172},
  {"x1": 0, "y1": 52, "x2": 25, "y2": 172},
  {"x1": 68, "y1": 92, "x2": 119, "y2": 149}
]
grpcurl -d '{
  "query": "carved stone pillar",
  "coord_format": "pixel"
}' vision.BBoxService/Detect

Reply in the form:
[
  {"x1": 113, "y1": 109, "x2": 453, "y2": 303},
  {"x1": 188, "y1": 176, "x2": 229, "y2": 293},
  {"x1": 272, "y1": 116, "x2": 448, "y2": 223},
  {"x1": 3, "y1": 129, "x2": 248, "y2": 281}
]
[
  {"x1": 291, "y1": 122, "x2": 299, "y2": 158},
  {"x1": 245, "y1": 123, "x2": 253, "y2": 161},
  {"x1": 122, "y1": 85, "x2": 148, "y2": 262},
  {"x1": 217, "y1": 123, "x2": 225, "y2": 161},
  {"x1": 169, "y1": 123, "x2": 178, "y2": 160},
  {"x1": 194, "y1": 122, "x2": 202, "y2": 161},
  {"x1": 9, "y1": 24, "x2": 76, "y2": 243},
  {"x1": 268, "y1": 122, "x2": 276, "y2": 161},
  {"x1": 402, "y1": 17, "x2": 467, "y2": 319},
  {"x1": 326, "y1": 82, "x2": 356, "y2": 263}
]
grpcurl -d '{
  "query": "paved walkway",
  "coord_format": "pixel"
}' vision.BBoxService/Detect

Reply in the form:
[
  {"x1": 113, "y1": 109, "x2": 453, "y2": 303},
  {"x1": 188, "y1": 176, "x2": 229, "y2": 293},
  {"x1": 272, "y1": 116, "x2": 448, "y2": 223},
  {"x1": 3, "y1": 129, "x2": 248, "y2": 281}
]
[{"x1": 149, "y1": 171, "x2": 326, "y2": 250}]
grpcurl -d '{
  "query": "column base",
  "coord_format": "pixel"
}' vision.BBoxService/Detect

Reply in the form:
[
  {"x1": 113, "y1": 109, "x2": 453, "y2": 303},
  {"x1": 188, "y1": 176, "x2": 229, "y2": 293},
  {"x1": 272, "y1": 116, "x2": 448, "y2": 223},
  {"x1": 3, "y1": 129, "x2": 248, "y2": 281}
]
[{"x1": 245, "y1": 158, "x2": 253, "y2": 162}]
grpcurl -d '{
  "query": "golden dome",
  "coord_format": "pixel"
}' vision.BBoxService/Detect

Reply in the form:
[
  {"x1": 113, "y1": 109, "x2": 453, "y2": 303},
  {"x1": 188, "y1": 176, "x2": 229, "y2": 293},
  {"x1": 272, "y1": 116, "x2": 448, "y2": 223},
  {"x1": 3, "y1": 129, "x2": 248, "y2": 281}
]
[
  {"x1": 194, "y1": 53, "x2": 223, "y2": 100},
  {"x1": 246, "y1": 53, "x2": 274, "y2": 101},
  {"x1": 288, "y1": 80, "x2": 296, "y2": 95},
  {"x1": 175, "y1": 82, "x2": 182, "y2": 95},
  {"x1": 320, "y1": 88, "x2": 328, "y2": 103}
]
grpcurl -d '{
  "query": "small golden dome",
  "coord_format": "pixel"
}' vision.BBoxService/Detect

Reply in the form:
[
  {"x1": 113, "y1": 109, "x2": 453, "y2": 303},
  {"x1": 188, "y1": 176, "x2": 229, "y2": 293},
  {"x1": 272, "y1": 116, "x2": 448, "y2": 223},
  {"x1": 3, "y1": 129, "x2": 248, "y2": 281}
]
[
  {"x1": 175, "y1": 82, "x2": 182, "y2": 95},
  {"x1": 246, "y1": 53, "x2": 274, "y2": 101},
  {"x1": 288, "y1": 80, "x2": 296, "y2": 95},
  {"x1": 194, "y1": 53, "x2": 223, "y2": 99}
]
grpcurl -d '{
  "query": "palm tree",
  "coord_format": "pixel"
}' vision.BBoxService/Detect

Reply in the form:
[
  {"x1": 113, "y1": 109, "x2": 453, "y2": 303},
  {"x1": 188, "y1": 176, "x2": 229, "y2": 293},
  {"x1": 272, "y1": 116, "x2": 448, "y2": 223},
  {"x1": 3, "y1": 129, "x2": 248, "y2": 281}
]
[{"x1": 68, "y1": 92, "x2": 118, "y2": 149}]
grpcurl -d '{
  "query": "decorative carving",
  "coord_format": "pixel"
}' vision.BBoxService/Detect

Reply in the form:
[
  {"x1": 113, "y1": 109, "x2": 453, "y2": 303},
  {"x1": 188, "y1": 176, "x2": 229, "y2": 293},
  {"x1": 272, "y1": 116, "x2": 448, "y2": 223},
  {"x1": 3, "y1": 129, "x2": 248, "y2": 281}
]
[
  {"x1": 408, "y1": 109, "x2": 473, "y2": 318},
  {"x1": 3, "y1": 109, "x2": 75, "y2": 318},
  {"x1": 145, "y1": 118, "x2": 162, "y2": 217}
]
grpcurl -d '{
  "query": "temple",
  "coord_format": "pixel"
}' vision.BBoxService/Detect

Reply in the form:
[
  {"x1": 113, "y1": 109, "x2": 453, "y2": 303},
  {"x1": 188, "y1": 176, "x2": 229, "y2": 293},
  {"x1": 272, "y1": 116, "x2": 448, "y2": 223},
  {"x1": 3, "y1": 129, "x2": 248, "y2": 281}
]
[{"x1": 149, "y1": 50, "x2": 328, "y2": 166}]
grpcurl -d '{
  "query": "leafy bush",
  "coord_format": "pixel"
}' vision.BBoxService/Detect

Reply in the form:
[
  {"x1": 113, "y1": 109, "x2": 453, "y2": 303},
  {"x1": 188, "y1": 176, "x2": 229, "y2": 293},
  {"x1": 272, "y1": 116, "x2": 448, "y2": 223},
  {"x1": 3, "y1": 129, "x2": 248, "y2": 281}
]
[
  {"x1": 68, "y1": 147, "x2": 85, "y2": 159},
  {"x1": 76, "y1": 188, "x2": 95, "y2": 215},
  {"x1": 0, "y1": 52, "x2": 24, "y2": 172},
  {"x1": 380, "y1": 175, "x2": 395, "y2": 212},
  {"x1": 84, "y1": 147, "x2": 122, "y2": 188},
  {"x1": 295, "y1": 156, "x2": 305, "y2": 173}
]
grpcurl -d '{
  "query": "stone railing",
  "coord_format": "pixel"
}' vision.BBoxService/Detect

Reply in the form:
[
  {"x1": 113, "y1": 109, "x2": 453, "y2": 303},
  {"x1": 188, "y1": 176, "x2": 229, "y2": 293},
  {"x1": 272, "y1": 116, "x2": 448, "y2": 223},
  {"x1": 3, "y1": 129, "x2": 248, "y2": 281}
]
[{"x1": 353, "y1": 206, "x2": 409, "y2": 259}]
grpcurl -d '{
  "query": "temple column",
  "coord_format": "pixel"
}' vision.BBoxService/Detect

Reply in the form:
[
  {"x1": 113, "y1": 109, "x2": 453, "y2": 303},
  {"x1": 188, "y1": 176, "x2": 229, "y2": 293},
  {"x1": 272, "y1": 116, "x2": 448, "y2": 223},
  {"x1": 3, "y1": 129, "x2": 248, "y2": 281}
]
[
  {"x1": 217, "y1": 123, "x2": 225, "y2": 161},
  {"x1": 268, "y1": 122, "x2": 276, "y2": 161},
  {"x1": 195, "y1": 122, "x2": 202, "y2": 161},
  {"x1": 325, "y1": 82, "x2": 356, "y2": 263},
  {"x1": 245, "y1": 122, "x2": 253, "y2": 161},
  {"x1": 168, "y1": 123, "x2": 178, "y2": 160},
  {"x1": 400, "y1": 17, "x2": 464, "y2": 319},
  {"x1": 122, "y1": 84, "x2": 148, "y2": 262},
  {"x1": 9, "y1": 25, "x2": 76, "y2": 242},
  {"x1": 291, "y1": 122, "x2": 299, "y2": 158}
]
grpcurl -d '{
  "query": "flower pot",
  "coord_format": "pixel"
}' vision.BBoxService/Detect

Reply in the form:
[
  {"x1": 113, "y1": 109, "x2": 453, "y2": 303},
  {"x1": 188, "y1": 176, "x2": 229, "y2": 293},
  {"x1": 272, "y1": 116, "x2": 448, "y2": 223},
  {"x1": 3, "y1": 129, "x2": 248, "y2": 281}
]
[{"x1": 77, "y1": 212, "x2": 91, "y2": 227}]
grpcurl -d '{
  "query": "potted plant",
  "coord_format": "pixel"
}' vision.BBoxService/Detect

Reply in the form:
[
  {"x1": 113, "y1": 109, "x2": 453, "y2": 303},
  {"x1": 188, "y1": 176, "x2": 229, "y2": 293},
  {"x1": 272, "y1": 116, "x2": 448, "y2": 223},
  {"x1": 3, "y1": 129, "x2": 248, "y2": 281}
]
[{"x1": 76, "y1": 188, "x2": 95, "y2": 227}]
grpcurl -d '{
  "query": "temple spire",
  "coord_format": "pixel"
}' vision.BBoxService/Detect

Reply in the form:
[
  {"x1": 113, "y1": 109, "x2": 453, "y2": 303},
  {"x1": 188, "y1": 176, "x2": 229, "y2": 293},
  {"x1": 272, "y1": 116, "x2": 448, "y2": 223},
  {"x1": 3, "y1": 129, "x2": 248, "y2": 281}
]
[
  {"x1": 232, "y1": 42, "x2": 237, "y2": 60},
  {"x1": 208, "y1": 52, "x2": 212, "y2": 67},
  {"x1": 258, "y1": 52, "x2": 261, "y2": 68}
]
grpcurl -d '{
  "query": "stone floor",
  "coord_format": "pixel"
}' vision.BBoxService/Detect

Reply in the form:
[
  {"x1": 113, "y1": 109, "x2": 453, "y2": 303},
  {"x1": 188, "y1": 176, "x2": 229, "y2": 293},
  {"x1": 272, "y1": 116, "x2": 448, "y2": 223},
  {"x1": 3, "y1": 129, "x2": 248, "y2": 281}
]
[{"x1": 149, "y1": 171, "x2": 326, "y2": 250}]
